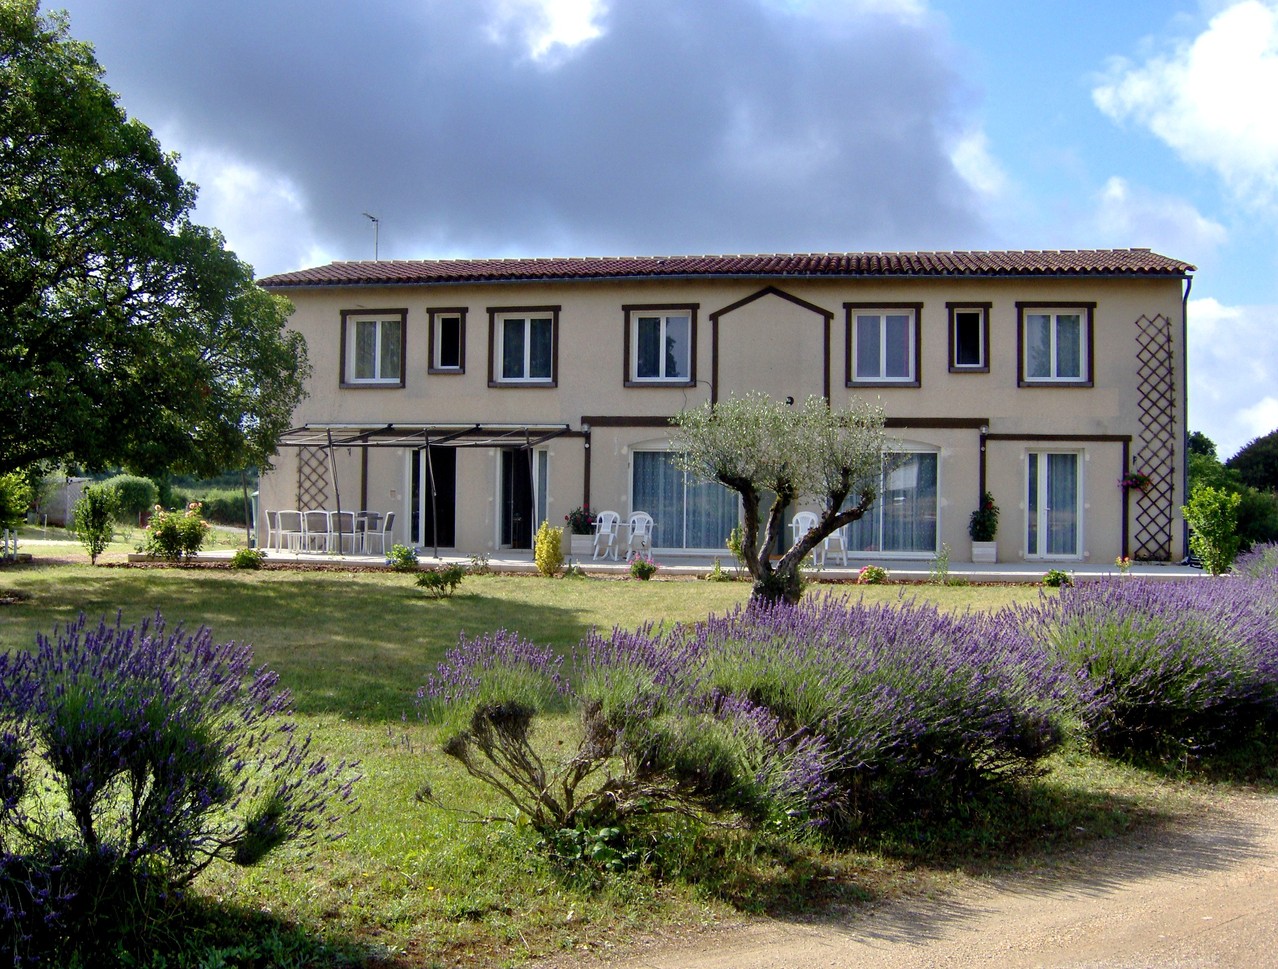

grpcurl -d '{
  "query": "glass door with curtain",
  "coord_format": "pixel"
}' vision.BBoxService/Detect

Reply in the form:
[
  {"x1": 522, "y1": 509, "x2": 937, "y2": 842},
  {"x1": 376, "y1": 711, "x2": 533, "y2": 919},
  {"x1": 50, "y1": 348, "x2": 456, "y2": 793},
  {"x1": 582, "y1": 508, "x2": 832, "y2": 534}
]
[
  {"x1": 845, "y1": 450, "x2": 938, "y2": 555},
  {"x1": 1026, "y1": 451, "x2": 1081, "y2": 558},
  {"x1": 632, "y1": 451, "x2": 738, "y2": 551}
]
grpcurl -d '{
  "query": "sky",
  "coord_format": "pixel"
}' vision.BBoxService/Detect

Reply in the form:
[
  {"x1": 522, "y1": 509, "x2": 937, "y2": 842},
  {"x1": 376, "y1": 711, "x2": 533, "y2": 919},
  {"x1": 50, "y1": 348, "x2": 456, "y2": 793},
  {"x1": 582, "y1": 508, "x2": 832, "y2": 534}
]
[{"x1": 51, "y1": 0, "x2": 1278, "y2": 459}]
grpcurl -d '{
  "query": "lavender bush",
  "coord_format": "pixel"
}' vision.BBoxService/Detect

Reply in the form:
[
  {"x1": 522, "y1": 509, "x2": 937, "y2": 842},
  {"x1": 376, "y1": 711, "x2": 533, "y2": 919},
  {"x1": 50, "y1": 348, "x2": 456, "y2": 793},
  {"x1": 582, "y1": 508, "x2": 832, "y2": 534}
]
[
  {"x1": 422, "y1": 597, "x2": 1069, "y2": 843},
  {"x1": 1015, "y1": 577, "x2": 1278, "y2": 762},
  {"x1": 1235, "y1": 542, "x2": 1278, "y2": 578},
  {"x1": 688, "y1": 596, "x2": 1070, "y2": 833},
  {"x1": 0, "y1": 613, "x2": 359, "y2": 958}
]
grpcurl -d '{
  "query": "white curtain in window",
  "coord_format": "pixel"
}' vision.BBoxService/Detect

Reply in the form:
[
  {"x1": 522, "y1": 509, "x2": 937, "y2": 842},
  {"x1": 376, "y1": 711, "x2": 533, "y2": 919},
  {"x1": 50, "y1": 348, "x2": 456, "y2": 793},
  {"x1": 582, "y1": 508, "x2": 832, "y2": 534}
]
[
  {"x1": 632, "y1": 452, "x2": 738, "y2": 550},
  {"x1": 846, "y1": 452, "x2": 938, "y2": 553}
]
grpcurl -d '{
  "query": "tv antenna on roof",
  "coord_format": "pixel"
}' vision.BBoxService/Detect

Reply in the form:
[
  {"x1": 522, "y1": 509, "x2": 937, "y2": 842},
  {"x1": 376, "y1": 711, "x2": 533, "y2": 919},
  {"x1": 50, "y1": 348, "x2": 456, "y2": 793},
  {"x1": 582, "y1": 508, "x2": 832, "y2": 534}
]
[{"x1": 362, "y1": 212, "x2": 380, "y2": 260}]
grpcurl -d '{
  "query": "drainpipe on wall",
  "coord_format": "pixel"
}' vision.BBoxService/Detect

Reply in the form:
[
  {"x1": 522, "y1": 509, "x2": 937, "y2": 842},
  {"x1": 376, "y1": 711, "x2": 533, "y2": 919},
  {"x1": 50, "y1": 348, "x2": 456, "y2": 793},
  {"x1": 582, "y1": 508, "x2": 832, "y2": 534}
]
[{"x1": 1181, "y1": 274, "x2": 1193, "y2": 561}]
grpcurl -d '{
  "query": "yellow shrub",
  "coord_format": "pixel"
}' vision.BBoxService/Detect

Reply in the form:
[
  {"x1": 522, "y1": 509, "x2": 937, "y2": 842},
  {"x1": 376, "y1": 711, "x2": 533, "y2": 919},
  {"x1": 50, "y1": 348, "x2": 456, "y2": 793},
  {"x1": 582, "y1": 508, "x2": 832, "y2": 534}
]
[{"x1": 534, "y1": 521, "x2": 565, "y2": 577}]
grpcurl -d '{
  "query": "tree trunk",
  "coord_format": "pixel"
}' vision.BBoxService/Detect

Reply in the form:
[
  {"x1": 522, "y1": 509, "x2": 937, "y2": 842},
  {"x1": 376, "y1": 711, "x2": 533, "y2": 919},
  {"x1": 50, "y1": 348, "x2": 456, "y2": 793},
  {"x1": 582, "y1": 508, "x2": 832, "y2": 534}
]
[{"x1": 750, "y1": 565, "x2": 803, "y2": 607}]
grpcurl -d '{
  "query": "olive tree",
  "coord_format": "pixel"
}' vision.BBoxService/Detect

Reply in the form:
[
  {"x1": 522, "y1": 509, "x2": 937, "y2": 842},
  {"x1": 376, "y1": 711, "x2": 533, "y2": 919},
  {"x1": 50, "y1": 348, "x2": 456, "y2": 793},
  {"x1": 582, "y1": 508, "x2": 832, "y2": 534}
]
[{"x1": 674, "y1": 393, "x2": 889, "y2": 605}]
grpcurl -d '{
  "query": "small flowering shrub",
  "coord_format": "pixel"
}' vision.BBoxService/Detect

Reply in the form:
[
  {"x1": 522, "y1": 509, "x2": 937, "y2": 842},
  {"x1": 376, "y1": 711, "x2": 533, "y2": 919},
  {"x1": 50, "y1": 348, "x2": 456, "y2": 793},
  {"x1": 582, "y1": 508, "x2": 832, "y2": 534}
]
[
  {"x1": 142, "y1": 502, "x2": 211, "y2": 561},
  {"x1": 1016, "y1": 578, "x2": 1278, "y2": 762},
  {"x1": 856, "y1": 564, "x2": 888, "y2": 584},
  {"x1": 629, "y1": 553, "x2": 658, "y2": 580},
  {"x1": 564, "y1": 505, "x2": 594, "y2": 535},
  {"x1": 387, "y1": 543, "x2": 419, "y2": 572},
  {"x1": 0, "y1": 614, "x2": 359, "y2": 958},
  {"x1": 416, "y1": 563, "x2": 466, "y2": 598},
  {"x1": 534, "y1": 521, "x2": 564, "y2": 577}
]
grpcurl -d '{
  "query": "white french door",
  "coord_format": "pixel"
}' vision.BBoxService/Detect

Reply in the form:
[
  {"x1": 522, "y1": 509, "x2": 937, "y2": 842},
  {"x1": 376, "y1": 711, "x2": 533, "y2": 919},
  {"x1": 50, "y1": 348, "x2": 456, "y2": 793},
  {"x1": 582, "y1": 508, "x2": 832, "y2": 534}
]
[{"x1": 1026, "y1": 451, "x2": 1082, "y2": 558}]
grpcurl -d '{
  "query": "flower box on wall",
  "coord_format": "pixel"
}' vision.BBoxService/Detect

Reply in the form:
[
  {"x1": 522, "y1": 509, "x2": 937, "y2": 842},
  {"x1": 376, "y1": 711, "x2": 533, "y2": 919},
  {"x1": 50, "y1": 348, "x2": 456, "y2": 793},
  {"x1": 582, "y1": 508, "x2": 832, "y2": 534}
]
[{"x1": 971, "y1": 540, "x2": 997, "y2": 564}]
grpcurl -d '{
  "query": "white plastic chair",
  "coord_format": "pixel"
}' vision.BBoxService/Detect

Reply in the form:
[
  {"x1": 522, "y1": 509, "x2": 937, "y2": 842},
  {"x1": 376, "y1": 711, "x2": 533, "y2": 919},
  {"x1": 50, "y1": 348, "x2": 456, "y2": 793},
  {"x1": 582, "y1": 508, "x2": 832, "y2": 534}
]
[
  {"x1": 592, "y1": 510, "x2": 621, "y2": 560},
  {"x1": 625, "y1": 511, "x2": 654, "y2": 561},
  {"x1": 364, "y1": 511, "x2": 394, "y2": 556},
  {"x1": 327, "y1": 510, "x2": 356, "y2": 554},
  {"x1": 301, "y1": 510, "x2": 329, "y2": 552},
  {"x1": 275, "y1": 510, "x2": 303, "y2": 551},
  {"x1": 824, "y1": 523, "x2": 850, "y2": 567},
  {"x1": 789, "y1": 511, "x2": 825, "y2": 566}
]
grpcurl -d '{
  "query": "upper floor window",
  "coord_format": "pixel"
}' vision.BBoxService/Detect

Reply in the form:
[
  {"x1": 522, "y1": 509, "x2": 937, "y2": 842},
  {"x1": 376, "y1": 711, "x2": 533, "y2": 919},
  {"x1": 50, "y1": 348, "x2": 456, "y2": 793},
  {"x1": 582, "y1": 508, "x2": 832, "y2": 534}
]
[
  {"x1": 429, "y1": 308, "x2": 466, "y2": 373},
  {"x1": 624, "y1": 304, "x2": 696, "y2": 386},
  {"x1": 489, "y1": 306, "x2": 559, "y2": 386},
  {"x1": 948, "y1": 303, "x2": 990, "y2": 372},
  {"x1": 1018, "y1": 302, "x2": 1094, "y2": 386},
  {"x1": 845, "y1": 303, "x2": 921, "y2": 387},
  {"x1": 341, "y1": 309, "x2": 406, "y2": 387}
]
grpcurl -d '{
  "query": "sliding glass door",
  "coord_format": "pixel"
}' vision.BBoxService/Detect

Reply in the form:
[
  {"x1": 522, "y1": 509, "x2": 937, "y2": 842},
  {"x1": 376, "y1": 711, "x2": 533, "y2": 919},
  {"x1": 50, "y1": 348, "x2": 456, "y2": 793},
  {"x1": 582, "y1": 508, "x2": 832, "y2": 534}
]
[{"x1": 632, "y1": 451, "x2": 738, "y2": 551}]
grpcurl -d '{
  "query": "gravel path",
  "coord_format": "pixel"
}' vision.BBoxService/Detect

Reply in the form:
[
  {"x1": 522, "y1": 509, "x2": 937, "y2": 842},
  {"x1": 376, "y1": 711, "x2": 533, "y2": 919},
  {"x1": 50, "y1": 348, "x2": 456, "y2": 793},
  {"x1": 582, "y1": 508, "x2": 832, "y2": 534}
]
[{"x1": 546, "y1": 793, "x2": 1278, "y2": 969}]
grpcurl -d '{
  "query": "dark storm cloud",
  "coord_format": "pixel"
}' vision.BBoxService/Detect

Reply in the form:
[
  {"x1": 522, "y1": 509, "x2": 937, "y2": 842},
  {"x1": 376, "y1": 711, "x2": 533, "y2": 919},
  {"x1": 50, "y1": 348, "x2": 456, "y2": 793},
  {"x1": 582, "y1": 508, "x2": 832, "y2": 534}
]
[{"x1": 56, "y1": 0, "x2": 985, "y2": 266}]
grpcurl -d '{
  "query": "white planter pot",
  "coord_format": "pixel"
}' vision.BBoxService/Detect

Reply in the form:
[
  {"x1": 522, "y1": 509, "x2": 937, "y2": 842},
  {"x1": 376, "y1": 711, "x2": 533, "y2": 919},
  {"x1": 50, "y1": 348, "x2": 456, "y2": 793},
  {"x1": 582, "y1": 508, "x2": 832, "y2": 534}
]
[
  {"x1": 971, "y1": 541, "x2": 997, "y2": 564},
  {"x1": 568, "y1": 533, "x2": 593, "y2": 559}
]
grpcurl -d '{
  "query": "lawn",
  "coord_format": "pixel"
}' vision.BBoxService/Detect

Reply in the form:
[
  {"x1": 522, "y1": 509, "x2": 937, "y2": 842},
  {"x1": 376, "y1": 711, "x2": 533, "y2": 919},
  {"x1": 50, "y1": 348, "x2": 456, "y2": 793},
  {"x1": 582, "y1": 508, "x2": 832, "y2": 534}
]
[{"x1": 0, "y1": 560, "x2": 1213, "y2": 967}]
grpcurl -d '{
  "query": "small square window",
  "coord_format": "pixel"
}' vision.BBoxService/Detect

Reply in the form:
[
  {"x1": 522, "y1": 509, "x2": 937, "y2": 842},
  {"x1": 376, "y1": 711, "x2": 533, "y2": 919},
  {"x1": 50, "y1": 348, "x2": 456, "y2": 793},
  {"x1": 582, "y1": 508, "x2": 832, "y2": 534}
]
[
  {"x1": 489, "y1": 307, "x2": 559, "y2": 386},
  {"x1": 947, "y1": 303, "x2": 989, "y2": 372},
  {"x1": 429, "y1": 309, "x2": 466, "y2": 373},
  {"x1": 624, "y1": 305, "x2": 696, "y2": 385},
  {"x1": 845, "y1": 304, "x2": 921, "y2": 387},
  {"x1": 341, "y1": 309, "x2": 406, "y2": 387}
]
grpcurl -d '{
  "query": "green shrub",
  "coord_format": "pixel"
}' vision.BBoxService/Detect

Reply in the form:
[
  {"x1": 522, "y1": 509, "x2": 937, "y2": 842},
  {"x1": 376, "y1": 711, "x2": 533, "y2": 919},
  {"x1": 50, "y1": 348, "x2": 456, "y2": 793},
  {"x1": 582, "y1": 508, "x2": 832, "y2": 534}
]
[
  {"x1": 100, "y1": 474, "x2": 157, "y2": 520},
  {"x1": 1042, "y1": 569, "x2": 1073, "y2": 588},
  {"x1": 856, "y1": 564, "x2": 888, "y2": 584},
  {"x1": 142, "y1": 503, "x2": 211, "y2": 561},
  {"x1": 387, "y1": 543, "x2": 419, "y2": 572},
  {"x1": 1183, "y1": 485, "x2": 1242, "y2": 575},
  {"x1": 534, "y1": 521, "x2": 565, "y2": 577},
  {"x1": 71, "y1": 485, "x2": 119, "y2": 564},
  {"x1": 629, "y1": 554, "x2": 658, "y2": 580},
  {"x1": 0, "y1": 472, "x2": 33, "y2": 531},
  {"x1": 416, "y1": 563, "x2": 466, "y2": 598},
  {"x1": 231, "y1": 547, "x2": 266, "y2": 570},
  {"x1": 171, "y1": 487, "x2": 245, "y2": 526}
]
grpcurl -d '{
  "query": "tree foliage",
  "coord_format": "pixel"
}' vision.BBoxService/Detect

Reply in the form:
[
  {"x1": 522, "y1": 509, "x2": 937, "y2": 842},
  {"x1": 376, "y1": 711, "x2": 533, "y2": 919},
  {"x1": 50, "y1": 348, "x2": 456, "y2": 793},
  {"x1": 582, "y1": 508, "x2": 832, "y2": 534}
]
[
  {"x1": 1226, "y1": 428, "x2": 1278, "y2": 494},
  {"x1": 0, "y1": 1, "x2": 309, "y2": 478},
  {"x1": 673, "y1": 393, "x2": 887, "y2": 605},
  {"x1": 1189, "y1": 447, "x2": 1278, "y2": 550}
]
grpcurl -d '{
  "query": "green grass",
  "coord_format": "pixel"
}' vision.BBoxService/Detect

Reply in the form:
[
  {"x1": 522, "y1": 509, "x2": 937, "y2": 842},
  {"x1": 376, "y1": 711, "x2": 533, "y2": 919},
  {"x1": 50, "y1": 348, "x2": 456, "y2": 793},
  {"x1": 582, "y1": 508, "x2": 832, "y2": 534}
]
[{"x1": 0, "y1": 561, "x2": 1224, "y2": 967}]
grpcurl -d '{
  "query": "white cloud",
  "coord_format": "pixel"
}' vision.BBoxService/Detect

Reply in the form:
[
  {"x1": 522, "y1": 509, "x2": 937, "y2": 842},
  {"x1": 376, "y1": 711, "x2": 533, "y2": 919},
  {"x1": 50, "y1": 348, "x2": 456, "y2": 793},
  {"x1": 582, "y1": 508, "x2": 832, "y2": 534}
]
[
  {"x1": 950, "y1": 127, "x2": 1009, "y2": 201},
  {"x1": 1092, "y1": 176, "x2": 1227, "y2": 256},
  {"x1": 171, "y1": 137, "x2": 334, "y2": 276},
  {"x1": 484, "y1": 0, "x2": 607, "y2": 62},
  {"x1": 1092, "y1": 1, "x2": 1278, "y2": 210},
  {"x1": 1187, "y1": 296, "x2": 1278, "y2": 457}
]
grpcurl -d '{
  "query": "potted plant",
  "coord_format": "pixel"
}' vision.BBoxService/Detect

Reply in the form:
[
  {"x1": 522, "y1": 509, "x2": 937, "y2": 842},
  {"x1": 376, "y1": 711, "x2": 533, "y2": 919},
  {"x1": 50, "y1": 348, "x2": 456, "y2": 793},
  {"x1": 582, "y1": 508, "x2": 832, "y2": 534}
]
[
  {"x1": 968, "y1": 490, "x2": 999, "y2": 563},
  {"x1": 564, "y1": 505, "x2": 594, "y2": 558},
  {"x1": 1119, "y1": 470, "x2": 1152, "y2": 493}
]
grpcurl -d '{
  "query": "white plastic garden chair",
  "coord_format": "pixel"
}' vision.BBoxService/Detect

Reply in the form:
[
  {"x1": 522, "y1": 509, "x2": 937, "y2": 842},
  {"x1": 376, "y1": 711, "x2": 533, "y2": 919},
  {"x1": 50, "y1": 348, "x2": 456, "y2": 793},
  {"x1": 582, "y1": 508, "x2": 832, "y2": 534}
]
[
  {"x1": 326, "y1": 510, "x2": 356, "y2": 554},
  {"x1": 275, "y1": 510, "x2": 303, "y2": 551},
  {"x1": 625, "y1": 511, "x2": 654, "y2": 561},
  {"x1": 301, "y1": 510, "x2": 329, "y2": 552},
  {"x1": 789, "y1": 511, "x2": 826, "y2": 566},
  {"x1": 592, "y1": 510, "x2": 621, "y2": 560},
  {"x1": 363, "y1": 511, "x2": 394, "y2": 556}
]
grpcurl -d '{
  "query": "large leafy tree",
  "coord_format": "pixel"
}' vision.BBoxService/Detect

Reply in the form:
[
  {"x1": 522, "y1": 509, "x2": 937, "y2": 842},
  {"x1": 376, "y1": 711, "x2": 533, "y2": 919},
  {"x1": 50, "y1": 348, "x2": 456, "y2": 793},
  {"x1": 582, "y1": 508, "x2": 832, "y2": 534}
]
[
  {"x1": 0, "y1": 1, "x2": 309, "y2": 478},
  {"x1": 674, "y1": 393, "x2": 888, "y2": 606},
  {"x1": 1226, "y1": 428, "x2": 1278, "y2": 494}
]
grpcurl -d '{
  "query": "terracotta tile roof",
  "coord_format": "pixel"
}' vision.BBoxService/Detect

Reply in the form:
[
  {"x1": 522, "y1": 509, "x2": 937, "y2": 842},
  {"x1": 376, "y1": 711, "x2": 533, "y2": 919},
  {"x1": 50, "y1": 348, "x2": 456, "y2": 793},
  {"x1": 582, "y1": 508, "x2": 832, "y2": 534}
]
[{"x1": 258, "y1": 249, "x2": 1194, "y2": 288}]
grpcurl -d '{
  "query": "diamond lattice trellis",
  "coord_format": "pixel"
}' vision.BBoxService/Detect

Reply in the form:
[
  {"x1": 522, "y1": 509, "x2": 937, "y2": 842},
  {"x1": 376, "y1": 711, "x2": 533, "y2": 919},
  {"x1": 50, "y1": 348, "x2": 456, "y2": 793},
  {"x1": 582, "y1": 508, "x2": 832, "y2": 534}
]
[
  {"x1": 1132, "y1": 314, "x2": 1176, "y2": 561},
  {"x1": 297, "y1": 446, "x2": 329, "y2": 510}
]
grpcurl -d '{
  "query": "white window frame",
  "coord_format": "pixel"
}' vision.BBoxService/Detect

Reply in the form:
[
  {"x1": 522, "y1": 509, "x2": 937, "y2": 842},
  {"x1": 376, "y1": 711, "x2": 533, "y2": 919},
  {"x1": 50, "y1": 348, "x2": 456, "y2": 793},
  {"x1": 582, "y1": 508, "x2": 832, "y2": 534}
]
[
  {"x1": 1025, "y1": 449, "x2": 1084, "y2": 560},
  {"x1": 948, "y1": 304, "x2": 989, "y2": 372},
  {"x1": 625, "y1": 306, "x2": 694, "y2": 385},
  {"x1": 846, "y1": 304, "x2": 921, "y2": 386},
  {"x1": 1018, "y1": 303, "x2": 1093, "y2": 386},
  {"x1": 429, "y1": 308, "x2": 465, "y2": 373},
  {"x1": 341, "y1": 309, "x2": 405, "y2": 386},
  {"x1": 490, "y1": 307, "x2": 558, "y2": 386}
]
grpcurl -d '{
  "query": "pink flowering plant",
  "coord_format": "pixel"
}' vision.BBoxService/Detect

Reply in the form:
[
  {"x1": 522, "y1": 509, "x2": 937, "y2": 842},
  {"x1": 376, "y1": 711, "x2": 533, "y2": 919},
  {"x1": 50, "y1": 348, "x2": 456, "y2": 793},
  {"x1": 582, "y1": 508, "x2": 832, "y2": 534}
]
[
  {"x1": 142, "y1": 502, "x2": 211, "y2": 561},
  {"x1": 1118, "y1": 470, "x2": 1152, "y2": 492},
  {"x1": 564, "y1": 505, "x2": 594, "y2": 535}
]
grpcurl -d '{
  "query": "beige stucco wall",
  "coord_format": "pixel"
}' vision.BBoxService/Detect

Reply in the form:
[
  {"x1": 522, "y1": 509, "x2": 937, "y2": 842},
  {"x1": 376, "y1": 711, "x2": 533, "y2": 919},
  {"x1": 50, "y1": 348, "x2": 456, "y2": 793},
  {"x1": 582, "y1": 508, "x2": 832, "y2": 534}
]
[{"x1": 259, "y1": 272, "x2": 1187, "y2": 562}]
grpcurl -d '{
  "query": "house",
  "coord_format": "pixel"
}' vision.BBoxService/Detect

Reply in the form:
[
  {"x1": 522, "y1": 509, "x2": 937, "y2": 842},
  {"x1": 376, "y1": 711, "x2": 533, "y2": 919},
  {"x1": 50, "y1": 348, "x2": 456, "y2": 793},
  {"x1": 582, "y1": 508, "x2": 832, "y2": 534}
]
[{"x1": 256, "y1": 248, "x2": 1195, "y2": 564}]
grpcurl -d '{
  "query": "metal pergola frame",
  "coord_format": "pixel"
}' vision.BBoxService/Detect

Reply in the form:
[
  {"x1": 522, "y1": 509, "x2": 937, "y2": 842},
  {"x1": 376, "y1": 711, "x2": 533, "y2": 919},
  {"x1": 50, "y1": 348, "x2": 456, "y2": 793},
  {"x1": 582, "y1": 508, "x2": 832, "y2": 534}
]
[{"x1": 274, "y1": 422, "x2": 574, "y2": 557}]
